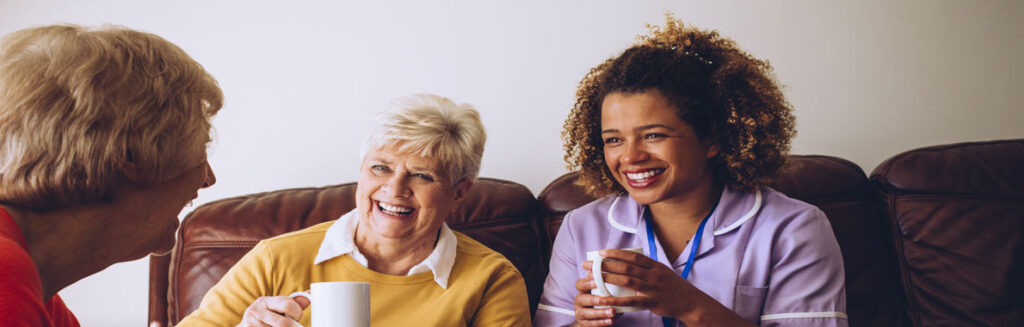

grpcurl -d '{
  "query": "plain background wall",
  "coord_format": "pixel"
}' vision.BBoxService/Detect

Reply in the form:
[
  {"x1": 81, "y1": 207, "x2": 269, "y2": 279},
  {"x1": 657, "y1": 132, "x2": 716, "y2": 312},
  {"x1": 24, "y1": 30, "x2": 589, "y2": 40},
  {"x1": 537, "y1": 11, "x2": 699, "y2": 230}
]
[{"x1": 1, "y1": 0, "x2": 1021, "y2": 325}]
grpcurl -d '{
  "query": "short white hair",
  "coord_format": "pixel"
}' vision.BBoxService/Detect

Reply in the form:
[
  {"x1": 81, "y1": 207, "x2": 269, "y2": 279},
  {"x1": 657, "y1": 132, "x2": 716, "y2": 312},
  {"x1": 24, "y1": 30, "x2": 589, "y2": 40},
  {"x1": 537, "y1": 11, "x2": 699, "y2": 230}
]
[{"x1": 361, "y1": 94, "x2": 486, "y2": 183}]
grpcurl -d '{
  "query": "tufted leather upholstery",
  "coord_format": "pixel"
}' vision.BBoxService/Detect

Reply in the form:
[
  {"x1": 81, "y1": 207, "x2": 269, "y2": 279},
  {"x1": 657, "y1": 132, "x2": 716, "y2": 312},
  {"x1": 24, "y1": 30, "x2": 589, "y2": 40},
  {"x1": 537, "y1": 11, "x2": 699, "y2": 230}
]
[
  {"x1": 150, "y1": 140, "x2": 1022, "y2": 327},
  {"x1": 148, "y1": 178, "x2": 546, "y2": 326},
  {"x1": 871, "y1": 140, "x2": 1024, "y2": 326}
]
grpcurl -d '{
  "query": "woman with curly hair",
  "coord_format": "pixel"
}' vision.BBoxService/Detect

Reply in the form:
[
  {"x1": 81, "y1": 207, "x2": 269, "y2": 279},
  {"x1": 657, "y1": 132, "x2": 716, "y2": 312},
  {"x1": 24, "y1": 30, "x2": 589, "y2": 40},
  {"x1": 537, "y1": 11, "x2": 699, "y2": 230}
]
[{"x1": 535, "y1": 15, "x2": 847, "y2": 327}]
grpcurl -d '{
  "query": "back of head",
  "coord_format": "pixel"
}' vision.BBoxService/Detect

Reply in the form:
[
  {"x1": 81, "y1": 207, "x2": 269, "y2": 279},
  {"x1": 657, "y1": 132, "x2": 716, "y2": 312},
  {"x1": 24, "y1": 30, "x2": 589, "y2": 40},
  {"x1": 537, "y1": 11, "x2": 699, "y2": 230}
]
[
  {"x1": 0, "y1": 25, "x2": 223, "y2": 209},
  {"x1": 362, "y1": 94, "x2": 486, "y2": 184}
]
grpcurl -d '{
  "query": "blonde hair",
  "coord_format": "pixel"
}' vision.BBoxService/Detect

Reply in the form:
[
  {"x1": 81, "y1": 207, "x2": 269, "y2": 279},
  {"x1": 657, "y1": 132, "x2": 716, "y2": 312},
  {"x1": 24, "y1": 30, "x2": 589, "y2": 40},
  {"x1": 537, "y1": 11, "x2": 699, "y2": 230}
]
[
  {"x1": 362, "y1": 94, "x2": 486, "y2": 184},
  {"x1": 0, "y1": 25, "x2": 223, "y2": 208}
]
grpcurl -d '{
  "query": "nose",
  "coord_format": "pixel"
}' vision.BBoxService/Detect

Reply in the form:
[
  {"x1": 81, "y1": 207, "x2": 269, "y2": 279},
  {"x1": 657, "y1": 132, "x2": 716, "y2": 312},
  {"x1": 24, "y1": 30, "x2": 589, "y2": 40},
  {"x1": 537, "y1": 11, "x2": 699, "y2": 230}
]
[
  {"x1": 202, "y1": 161, "x2": 216, "y2": 188},
  {"x1": 383, "y1": 173, "x2": 411, "y2": 198},
  {"x1": 621, "y1": 139, "x2": 649, "y2": 164}
]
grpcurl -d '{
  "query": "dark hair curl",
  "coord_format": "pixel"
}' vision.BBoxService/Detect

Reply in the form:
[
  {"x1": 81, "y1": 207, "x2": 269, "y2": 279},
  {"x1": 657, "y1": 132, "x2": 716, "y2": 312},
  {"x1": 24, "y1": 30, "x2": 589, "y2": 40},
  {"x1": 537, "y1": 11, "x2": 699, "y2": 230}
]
[{"x1": 563, "y1": 14, "x2": 796, "y2": 198}]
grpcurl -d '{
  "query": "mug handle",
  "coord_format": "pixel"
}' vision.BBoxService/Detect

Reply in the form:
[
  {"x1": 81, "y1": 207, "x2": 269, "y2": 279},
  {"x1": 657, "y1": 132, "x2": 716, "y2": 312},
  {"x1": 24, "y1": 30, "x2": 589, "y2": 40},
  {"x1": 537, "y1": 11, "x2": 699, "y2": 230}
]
[{"x1": 591, "y1": 256, "x2": 613, "y2": 297}]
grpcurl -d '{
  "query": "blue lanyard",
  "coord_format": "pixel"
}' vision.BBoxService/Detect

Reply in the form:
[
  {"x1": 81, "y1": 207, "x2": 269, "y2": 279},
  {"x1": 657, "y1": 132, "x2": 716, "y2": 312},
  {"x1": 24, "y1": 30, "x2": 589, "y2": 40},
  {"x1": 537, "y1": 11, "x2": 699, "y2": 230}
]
[{"x1": 644, "y1": 207, "x2": 713, "y2": 327}]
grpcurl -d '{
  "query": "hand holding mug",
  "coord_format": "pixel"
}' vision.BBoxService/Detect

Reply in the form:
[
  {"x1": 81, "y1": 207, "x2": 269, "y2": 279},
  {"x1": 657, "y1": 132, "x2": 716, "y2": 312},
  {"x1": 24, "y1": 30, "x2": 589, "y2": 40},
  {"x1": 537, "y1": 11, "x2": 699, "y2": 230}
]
[
  {"x1": 581, "y1": 248, "x2": 710, "y2": 321},
  {"x1": 236, "y1": 295, "x2": 310, "y2": 327}
]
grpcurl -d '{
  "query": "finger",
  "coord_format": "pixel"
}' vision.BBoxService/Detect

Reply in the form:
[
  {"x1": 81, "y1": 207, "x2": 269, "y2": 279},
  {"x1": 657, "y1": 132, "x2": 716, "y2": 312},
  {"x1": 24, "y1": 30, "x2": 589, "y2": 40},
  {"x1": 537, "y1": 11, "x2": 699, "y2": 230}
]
[
  {"x1": 589, "y1": 259, "x2": 646, "y2": 277},
  {"x1": 262, "y1": 296, "x2": 305, "y2": 321},
  {"x1": 574, "y1": 276, "x2": 596, "y2": 293},
  {"x1": 596, "y1": 270, "x2": 648, "y2": 291},
  {"x1": 575, "y1": 307, "x2": 616, "y2": 322},
  {"x1": 599, "y1": 294, "x2": 657, "y2": 308},
  {"x1": 576, "y1": 317, "x2": 615, "y2": 327},
  {"x1": 574, "y1": 293, "x2": 612, "y2": 308},
  {"x1": 291, "y1": 294, "x2": 311, "y2": 310},
  {"x1": 599, "y1": 249, "x2": 655, "y2": 268}
]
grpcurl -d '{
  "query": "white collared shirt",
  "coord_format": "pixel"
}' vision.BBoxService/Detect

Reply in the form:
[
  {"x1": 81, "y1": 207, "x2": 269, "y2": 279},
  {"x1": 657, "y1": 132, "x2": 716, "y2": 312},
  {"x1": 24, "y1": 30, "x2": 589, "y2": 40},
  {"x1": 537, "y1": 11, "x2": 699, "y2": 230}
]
[{"x1": 313, "y1": 209, "x2": 458, "y2": 289}]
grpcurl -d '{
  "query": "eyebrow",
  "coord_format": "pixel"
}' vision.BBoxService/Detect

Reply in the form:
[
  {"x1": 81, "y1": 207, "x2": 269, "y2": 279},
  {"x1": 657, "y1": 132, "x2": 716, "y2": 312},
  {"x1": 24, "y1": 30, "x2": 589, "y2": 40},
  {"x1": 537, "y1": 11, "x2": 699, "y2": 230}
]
[{"x1": 601, "y1": 124, "x2": 675, "y2": 134}]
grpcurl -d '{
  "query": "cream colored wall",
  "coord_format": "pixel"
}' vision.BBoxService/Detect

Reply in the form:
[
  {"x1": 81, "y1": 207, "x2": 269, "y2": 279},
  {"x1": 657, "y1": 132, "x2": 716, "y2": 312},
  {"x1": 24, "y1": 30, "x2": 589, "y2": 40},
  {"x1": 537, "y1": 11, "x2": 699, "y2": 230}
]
[{"x1": 1, "y1": 0, "x2": 1021, "y2": 325}]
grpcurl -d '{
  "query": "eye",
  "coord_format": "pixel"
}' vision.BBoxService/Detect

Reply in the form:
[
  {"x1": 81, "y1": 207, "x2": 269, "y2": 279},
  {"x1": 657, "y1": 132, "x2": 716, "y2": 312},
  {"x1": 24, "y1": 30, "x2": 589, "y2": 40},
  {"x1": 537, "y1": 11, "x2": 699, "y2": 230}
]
[
  {"x1": 603, "y1": 137, "x2": 622, "y2": 145},
  {"x1": 370, "y1": 165, "x2": 390, "y2": 174},
  {"x1": 412, "y1": 173, "x2": 435, "y2": 182},
  {"x1": 643, "y1": 133, "x2": 667, "y2": 140}
]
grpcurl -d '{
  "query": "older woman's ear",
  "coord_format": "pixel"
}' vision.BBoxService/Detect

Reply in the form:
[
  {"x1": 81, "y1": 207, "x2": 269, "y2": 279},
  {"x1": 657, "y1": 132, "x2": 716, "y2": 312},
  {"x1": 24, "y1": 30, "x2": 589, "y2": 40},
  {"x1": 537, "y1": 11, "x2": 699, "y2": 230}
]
[{"x1": 451, "y1": 180, "x2": 474, "y2": 205}]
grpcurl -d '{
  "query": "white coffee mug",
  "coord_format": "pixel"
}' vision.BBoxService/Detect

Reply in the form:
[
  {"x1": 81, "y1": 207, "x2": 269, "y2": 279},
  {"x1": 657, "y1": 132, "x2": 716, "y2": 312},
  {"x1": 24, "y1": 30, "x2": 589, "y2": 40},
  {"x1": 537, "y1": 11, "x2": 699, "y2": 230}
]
[
  {"x1": 587, "y1": 247, "x2": 644, "y2": 312},
  {"x1": 289, "y1": 281, "x2": 370, "y2": 327}
]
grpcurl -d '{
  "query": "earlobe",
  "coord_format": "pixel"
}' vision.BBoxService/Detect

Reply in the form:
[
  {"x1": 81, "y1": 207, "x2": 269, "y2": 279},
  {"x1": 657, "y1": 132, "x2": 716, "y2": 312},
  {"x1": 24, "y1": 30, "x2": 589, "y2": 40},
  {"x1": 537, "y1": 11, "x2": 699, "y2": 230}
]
[
  {"x1": 452, "y1": 180, "x2": 474, "y2": 204},
  {"x1": 706, "y1": 144, "x2": 720, "y2": 159}
]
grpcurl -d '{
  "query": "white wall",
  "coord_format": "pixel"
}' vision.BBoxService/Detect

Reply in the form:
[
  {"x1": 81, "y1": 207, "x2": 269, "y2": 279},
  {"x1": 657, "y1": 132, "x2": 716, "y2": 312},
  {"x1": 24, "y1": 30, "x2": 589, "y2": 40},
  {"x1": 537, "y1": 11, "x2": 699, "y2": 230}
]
[{"x1": 1, "y1": 0, "x2": 1021, "y2": 325}]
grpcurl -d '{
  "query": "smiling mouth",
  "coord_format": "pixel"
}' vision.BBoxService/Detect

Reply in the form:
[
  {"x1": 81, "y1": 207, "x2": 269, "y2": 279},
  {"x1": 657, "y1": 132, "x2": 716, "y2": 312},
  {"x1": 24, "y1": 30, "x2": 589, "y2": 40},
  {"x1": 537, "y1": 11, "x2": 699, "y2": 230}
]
[
  {"x1": 377, "y1": 201, "x2": 415, "y2": 216},
  {"x1": 624, "y1": 169, "x2": 665, "y2": 185}
]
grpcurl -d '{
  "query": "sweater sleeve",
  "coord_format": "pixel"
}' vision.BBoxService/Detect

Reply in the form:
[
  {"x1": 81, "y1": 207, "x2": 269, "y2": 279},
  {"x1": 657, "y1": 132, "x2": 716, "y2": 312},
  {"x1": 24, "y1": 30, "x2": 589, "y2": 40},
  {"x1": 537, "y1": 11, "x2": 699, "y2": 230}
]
[
  {"x1": 177, "y1": 240, "x2": 280, "y2": 326},
  {"x1": 470, "y1": 263, "x2": 532, "y2": 327}
]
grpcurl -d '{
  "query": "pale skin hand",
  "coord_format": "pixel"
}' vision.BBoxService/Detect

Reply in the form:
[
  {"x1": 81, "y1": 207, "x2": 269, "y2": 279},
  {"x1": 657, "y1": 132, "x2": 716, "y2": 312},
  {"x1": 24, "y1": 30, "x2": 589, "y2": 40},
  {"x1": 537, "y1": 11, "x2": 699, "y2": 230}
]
[
  {"x1": 236, "y1": 295, "x2": 311, "y2": 327},
  {"x1": 573, "y1": 249, "x2": 755, "y2": 327}
]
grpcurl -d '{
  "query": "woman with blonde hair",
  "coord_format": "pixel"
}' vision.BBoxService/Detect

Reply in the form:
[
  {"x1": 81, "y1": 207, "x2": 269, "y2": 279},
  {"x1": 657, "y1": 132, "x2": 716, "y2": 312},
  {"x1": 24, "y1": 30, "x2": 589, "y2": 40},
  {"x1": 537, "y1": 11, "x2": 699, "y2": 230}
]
[
  {"x1": 179, "y1": 94, "x2": 531, "y2": 327},
  {"x1": 535, "y1": 15, "x2": 847, "y2": 326},
  {"x1": 0, "y1": 25, "x2": 221, "y2": 325}
]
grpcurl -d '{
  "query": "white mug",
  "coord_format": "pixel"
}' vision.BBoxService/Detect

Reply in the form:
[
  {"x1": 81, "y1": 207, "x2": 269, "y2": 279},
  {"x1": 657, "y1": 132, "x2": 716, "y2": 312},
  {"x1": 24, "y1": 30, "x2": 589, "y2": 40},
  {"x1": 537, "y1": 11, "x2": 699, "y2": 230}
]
[
  {"x1": 587, "y1": 248, "x2": 644, "y2": 312},
  {"x1": 289, "y1": 281, "x2": 370, "y2": 327}
]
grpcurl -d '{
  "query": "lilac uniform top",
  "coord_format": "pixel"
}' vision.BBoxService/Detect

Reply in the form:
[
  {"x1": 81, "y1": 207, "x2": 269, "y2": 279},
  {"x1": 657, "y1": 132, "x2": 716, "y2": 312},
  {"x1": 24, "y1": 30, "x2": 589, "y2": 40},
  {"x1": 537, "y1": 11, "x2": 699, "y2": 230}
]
[{"x1": 534, "y1": 187, "x2": 848, "y2": 326}]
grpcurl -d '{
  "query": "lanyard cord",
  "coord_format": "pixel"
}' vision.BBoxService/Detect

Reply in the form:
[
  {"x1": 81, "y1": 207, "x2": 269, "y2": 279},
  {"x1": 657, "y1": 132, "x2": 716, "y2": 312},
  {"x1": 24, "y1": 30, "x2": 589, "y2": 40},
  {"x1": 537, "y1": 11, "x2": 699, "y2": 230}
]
[{"x1": 645, "y1": 206, "x2": 714, "y2": 327}]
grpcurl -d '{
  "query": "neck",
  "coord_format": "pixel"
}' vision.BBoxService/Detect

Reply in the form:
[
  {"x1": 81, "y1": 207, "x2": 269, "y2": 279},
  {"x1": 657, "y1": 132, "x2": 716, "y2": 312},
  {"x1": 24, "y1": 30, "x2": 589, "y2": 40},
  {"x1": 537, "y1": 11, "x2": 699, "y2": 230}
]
[
  {"x1": 2, "y1": 204, "x2": 131, "y2": 300},
  {"x1": 646, "y1": 182, "x2": 723, "y2": 260},
  {"x1": 354, "y1": 225, "x2": 438, "y2": 275}
]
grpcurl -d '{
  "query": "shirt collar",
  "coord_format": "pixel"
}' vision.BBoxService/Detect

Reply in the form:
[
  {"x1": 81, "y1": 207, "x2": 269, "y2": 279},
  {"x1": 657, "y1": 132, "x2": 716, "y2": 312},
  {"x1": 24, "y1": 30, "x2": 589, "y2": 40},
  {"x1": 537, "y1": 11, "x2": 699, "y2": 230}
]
[
  {"x1": 605, "y1": 187, "x2": 762, "y2": 236},
  {"x1": 314, "y1": 209, "x2": 458, "y2": 289}
]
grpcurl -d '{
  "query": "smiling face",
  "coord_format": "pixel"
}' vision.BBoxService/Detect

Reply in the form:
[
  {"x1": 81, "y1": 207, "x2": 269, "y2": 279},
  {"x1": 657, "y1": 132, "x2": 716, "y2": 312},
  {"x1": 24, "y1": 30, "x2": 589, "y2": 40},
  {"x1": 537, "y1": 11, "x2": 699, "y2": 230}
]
[
  {"x1": 600, "y1": 90, "x2": 718, "y2": 206},
  {"x1": 355, "y1": 146, "x2": 470, "y2": 245}
]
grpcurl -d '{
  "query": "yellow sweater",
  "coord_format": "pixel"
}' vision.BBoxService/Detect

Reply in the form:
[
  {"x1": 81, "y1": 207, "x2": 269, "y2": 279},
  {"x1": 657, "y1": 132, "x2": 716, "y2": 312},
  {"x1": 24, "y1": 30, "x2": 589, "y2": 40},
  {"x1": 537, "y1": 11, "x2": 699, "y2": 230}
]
[{"x1": 177, "y1": 221, "x2": 531, "y2": 326}]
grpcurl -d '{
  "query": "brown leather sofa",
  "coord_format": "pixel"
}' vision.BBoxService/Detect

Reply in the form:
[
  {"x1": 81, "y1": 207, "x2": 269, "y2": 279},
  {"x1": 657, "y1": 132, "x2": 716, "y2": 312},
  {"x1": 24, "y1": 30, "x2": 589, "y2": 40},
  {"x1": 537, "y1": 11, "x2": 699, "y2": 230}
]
[{"x1": 149, "y1": 139, "x2": 1023, "y2": 326}]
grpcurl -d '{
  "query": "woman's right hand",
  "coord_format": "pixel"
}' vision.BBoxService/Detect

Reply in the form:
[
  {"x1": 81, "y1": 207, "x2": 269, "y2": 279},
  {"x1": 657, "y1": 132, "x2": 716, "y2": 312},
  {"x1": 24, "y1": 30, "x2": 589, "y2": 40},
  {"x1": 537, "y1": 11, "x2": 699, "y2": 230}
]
[
  {"x1": 236, "y1": 296, "x2": 311, "y2": 327},
  {"x1": 572, "y1": 268, "x2": 618, "y2": 326}
]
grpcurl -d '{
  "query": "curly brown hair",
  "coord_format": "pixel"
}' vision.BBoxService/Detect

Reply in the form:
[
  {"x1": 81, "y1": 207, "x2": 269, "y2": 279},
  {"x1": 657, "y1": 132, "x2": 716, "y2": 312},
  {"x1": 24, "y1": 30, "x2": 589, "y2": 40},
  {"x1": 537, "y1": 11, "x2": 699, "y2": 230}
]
[{"x1": 563, "y1": 14, "x2": 796, "y2": 198}]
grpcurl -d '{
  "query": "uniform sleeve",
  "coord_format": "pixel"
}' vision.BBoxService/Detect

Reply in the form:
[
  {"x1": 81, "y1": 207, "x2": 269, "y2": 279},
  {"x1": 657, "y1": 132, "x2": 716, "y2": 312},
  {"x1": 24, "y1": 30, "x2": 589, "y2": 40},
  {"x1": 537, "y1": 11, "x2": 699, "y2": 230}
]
[
  {"x1": 533, "y1": 211, "x2": 580, "y2": 327},
  {"x1": 470, "y1": 264, "x2": 532, "y2": 327},
  {"x1": 177, "y1": 240, "x2": 281, "y2": 326},
  {"x1": 760, "y1": 208, "x2": 849, "y2": 327}
]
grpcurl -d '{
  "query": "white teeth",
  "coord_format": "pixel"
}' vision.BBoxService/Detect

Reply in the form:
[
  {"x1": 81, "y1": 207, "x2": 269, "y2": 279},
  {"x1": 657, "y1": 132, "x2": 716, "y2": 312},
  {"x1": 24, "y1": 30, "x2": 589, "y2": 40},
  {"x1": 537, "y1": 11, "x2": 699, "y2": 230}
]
[
  {"x1": 378, "y1": 202, "x2": 414, "y2": 215},
  {"x1": 626, "y1": 170, "x2": 663, "y2": 182}
]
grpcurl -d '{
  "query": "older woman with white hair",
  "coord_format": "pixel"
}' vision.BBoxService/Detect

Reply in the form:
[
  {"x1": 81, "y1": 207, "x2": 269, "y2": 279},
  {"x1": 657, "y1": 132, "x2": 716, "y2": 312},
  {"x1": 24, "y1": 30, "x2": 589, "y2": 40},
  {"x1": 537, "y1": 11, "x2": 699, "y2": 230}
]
[{"x1": 178, "y1": 94, "x2": 531, "y2": 327}]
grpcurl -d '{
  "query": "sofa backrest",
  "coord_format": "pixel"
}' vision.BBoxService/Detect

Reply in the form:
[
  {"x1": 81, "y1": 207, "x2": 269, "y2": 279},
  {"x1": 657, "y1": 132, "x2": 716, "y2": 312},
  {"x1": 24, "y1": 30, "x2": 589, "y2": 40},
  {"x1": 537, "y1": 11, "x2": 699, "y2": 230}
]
[
  {"x1": 537, "y1": 155, "x2": 909, "y2": 327},
  {"x1": 148, "y1": 177, "x2": 546, "y2": 326},
  {"x1": 871, "y1": 140, "x2": 1024, "y2": 326}
]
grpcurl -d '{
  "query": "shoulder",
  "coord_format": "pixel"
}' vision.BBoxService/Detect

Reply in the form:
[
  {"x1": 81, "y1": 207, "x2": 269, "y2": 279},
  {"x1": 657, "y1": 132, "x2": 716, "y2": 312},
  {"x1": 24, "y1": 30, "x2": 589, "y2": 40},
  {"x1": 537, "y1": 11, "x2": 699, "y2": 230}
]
[
  {"x1": 0, "y1": 239, "x2": 46, "y2": 321},
  {"x1": 0, "y1": 238, "x2": 38, "y2": 286},
  {"x1": 755, "y1": 187, "x2": 829, "y2": 230},
  {"x1": 559, "y1": 195, "x2": 625, "y2": 232},
  {"x1": 260, "y1": 220, "x2": 333, "y2": 247},
  {"x1": 453, "y1": 231, "x2": 520, "y2": 274}
]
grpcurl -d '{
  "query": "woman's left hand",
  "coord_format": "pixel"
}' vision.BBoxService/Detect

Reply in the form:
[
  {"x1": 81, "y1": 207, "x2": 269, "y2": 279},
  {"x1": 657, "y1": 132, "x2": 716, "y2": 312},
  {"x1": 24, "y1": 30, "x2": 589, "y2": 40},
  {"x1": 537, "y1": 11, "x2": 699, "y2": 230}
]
[{"x1": 582, "y1": 249, "x2": 703, "y2": 321}]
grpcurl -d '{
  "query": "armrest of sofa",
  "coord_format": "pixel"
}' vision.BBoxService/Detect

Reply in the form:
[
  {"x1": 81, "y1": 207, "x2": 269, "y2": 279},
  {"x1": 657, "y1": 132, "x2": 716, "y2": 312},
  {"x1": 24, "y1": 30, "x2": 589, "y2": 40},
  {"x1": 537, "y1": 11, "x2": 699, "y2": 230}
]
[{"x1": 871, "y1": 139, "x2": 1024, "y2": 326}]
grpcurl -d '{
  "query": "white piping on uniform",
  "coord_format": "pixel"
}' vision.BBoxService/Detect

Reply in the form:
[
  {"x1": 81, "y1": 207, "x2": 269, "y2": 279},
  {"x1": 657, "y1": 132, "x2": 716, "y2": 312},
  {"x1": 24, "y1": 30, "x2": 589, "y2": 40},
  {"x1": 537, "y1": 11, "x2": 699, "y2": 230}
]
[
  {"x1": 713, "y1": 189, "x2": 761, "y2": 236},
  {"x1": 606, "y1": 196, "x2": 638, "y2": 234},
  {"x1": 761, "y1": 311, "x2": 848, "y2": 320},
  {"x1": 537, "y1": 304, "x2": 575, "y2": 316}
]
